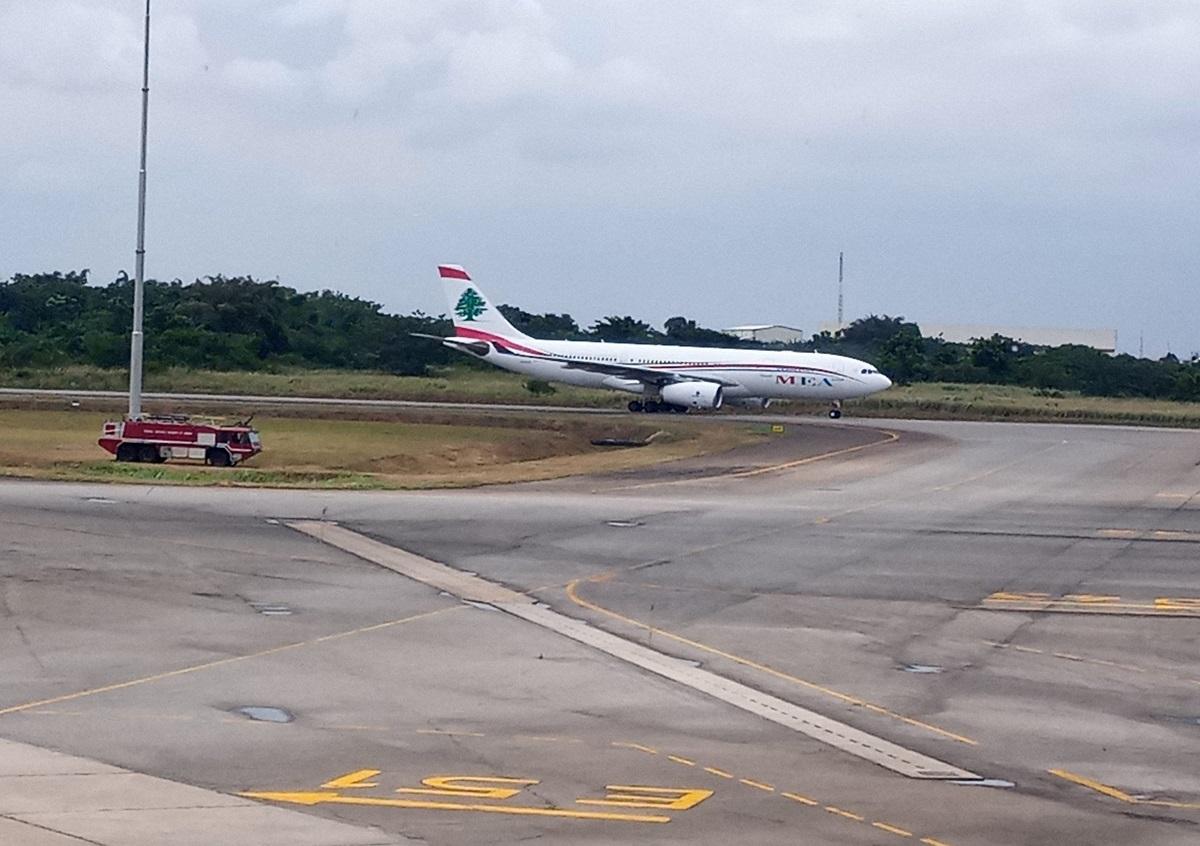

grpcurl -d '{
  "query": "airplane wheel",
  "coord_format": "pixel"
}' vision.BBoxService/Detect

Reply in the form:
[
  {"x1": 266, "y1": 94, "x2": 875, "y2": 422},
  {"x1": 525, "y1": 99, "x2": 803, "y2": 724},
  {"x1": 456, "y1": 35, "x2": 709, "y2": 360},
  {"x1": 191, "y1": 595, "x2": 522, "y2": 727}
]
[
  {"x1": 828, "y1": 408, "x2": 842, "y2": 419},
  {"x1": 628, "y1": 400, "x2": 644, "y2": 413},
  {"x1": 671, "y1": 405, "x2": 688, "y2": 414},
  {"x1": 644, "y1": 400, "x2": 661, "y2": 413}
]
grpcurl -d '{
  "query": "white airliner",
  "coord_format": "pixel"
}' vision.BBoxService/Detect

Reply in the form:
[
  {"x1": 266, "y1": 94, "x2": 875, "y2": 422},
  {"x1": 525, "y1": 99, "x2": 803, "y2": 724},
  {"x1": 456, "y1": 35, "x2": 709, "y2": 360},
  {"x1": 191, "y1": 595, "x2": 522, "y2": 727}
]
[{"x1": 422, "y1": 265, "x2": 891, "y2": 415}]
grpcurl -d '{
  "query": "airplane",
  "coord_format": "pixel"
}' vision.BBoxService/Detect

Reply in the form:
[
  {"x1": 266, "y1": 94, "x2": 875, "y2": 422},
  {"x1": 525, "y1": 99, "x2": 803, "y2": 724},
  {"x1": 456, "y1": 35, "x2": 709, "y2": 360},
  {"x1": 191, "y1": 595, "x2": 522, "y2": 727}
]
[{"x1": 419, "y1": 265, "x2": 892, "y2": 416}]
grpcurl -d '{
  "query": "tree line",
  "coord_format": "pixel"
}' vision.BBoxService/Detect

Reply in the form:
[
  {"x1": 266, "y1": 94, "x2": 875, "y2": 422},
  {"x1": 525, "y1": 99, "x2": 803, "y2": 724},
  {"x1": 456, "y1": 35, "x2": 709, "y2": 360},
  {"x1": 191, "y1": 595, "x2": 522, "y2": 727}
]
[{"x1": 2, "y1": 271, "x2": 1198, "y2": 400}]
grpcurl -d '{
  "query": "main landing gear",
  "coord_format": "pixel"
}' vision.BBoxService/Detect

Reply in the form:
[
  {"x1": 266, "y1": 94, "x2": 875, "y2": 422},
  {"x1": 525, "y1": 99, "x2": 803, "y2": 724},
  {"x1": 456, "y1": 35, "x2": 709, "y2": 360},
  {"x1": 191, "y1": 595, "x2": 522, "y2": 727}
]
[
  {"x1": 828, "y1": 401, "x2": 843, "y2": 419},
  {"x1": 628, "y1": 400, "x2": 687, "y2": 414}
]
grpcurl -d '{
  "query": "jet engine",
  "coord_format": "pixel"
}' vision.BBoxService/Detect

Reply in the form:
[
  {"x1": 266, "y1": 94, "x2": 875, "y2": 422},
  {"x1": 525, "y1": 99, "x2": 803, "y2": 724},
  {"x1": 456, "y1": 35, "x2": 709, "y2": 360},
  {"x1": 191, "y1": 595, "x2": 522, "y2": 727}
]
[{"x1": 661, "y1": 381, "x2": 723, "y2": 410}]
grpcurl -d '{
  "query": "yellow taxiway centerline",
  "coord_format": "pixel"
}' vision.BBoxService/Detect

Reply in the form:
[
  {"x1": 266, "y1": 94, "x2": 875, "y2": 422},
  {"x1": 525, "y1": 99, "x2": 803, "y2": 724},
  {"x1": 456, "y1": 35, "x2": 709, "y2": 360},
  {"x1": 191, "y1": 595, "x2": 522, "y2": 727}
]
[
  {"x1": 0, "y1": 606, "x2": 463, "y2": 718},
  {"x1": 566, "y1": 579, "x2": 976, "y2": 746},
  {"x1": 606, "y1": 428, "x2": 900, "y2": 491}
]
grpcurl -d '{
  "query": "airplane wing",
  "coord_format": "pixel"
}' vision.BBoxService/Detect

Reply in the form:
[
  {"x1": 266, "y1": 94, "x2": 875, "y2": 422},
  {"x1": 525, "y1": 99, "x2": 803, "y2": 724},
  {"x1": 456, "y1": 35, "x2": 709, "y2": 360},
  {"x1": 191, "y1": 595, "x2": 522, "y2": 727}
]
[
  {"x1": 415, "y1": 332, "x2": 740, "y2": 388},
  {"x1": 490, "y1": 341, "x2": 739, "y2": 387}
]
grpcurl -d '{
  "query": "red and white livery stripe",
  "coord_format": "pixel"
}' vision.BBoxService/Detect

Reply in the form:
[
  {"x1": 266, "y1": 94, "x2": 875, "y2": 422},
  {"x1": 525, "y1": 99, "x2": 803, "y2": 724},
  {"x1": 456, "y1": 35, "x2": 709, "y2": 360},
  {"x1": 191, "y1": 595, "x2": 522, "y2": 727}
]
[{"x1": 438, "y1": 265, "x2": 471, "y2": 280}]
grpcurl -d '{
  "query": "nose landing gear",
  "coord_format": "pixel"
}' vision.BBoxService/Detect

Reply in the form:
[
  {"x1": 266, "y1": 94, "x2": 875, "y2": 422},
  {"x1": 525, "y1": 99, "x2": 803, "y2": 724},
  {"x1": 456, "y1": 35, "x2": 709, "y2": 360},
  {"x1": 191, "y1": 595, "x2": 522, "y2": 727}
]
[{"x1": 828, "y1": 401, "x2": 843, "y2": 419}]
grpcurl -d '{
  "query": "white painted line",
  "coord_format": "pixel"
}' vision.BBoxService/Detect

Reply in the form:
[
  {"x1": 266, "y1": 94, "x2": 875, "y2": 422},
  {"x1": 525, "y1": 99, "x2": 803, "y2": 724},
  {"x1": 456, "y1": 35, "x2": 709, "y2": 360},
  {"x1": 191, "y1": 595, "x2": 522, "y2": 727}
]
[
  {"x1": 291, "y1": 522, "x2": 978, "y2": 781},
  {"x1": 0, "y1": 738, "x2": 406, "y2": 845},
  {"x1": 287, "y1": 522, "x2": 526, "y2": 606},
  {"x1": 500, "y1": 603, "x2": 976, "y2": 780}
]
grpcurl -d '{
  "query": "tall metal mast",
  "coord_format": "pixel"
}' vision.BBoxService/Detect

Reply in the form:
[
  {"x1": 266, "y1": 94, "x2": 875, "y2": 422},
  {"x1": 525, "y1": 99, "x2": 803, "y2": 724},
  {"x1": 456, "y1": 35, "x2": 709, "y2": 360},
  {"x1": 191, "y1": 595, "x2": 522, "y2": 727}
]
[
  {"x1": 128, "y1": 0, "x2": 151, "y2": 418},
  {"x1": 837, "y1": 251, "x2": 844, "y2": 327}
]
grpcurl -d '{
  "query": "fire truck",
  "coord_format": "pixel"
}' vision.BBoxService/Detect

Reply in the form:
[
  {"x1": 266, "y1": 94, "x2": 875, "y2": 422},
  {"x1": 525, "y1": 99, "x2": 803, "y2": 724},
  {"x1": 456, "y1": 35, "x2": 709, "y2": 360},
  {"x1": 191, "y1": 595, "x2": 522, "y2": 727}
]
[{"x1": 98, "y1": 415, "x2": 262, "y2": 466}]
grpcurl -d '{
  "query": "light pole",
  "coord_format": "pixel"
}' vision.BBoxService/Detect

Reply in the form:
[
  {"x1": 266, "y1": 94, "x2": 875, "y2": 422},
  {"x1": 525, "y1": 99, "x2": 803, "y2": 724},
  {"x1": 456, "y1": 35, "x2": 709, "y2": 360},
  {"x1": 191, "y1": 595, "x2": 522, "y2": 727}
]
[{"x1": 128, "y1": 0, "x2": 151, "y2": 418}]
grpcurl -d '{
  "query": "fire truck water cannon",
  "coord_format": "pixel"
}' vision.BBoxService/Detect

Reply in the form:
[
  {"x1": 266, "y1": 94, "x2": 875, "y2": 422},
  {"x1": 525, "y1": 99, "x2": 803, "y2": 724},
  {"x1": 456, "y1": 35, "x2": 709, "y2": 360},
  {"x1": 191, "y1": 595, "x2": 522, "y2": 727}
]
[{"x1": 98, "y1": 415, "x2": 262, "y2": 467}]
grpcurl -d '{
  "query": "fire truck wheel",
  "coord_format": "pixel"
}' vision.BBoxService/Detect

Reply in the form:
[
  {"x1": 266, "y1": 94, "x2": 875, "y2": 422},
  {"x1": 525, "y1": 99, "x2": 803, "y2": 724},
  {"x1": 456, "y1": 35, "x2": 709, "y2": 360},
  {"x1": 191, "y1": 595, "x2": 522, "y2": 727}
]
[
  {"x1": 138, "y1": 444, "x2": 160, "y2": 463},
  {"x1": 207, "y1": 448, "x2": 231, "y2": 467},
  {"x1": 116, "y1": 443, "x2": 138, "y2": 462}
]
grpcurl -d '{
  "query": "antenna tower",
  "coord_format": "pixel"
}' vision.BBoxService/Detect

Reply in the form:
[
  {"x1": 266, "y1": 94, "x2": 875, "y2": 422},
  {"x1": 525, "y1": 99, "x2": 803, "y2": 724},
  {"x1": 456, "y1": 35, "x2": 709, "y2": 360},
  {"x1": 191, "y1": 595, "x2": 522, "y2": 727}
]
[{"x1": 837, "y1": 252, "x2": 844, "y2": 327}]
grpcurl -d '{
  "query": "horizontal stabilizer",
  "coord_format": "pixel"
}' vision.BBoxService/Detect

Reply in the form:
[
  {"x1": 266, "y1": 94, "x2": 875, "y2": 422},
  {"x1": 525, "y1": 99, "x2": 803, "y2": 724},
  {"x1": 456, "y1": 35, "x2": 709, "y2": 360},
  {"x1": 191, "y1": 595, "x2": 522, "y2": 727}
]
[{"x1": 410, "y1": 332, "x2": 490, "y2": 356}]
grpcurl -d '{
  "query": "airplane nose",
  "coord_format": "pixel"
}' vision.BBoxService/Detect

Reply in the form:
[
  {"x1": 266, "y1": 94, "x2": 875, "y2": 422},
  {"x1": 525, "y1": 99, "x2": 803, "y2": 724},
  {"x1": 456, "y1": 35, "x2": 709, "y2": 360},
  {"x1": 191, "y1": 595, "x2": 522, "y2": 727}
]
[{"x1": 880, "y1": 374, "x2": 893, "y2": 390}]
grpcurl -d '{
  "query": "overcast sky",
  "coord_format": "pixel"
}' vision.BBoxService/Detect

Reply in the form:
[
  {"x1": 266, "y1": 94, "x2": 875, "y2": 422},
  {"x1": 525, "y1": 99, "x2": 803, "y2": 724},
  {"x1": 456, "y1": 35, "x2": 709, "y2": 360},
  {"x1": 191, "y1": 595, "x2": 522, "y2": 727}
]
[{"x1": 2, "y1": 1, "x2": 1197, "y2": 356}]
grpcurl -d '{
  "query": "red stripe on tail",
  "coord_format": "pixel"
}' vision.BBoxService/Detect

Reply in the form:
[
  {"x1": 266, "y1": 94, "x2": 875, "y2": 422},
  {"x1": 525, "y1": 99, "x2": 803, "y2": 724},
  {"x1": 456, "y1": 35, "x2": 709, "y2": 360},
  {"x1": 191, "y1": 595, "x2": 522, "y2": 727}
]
[{"x1": 438, "y1": 265, "x2": 471, "y2": 280}]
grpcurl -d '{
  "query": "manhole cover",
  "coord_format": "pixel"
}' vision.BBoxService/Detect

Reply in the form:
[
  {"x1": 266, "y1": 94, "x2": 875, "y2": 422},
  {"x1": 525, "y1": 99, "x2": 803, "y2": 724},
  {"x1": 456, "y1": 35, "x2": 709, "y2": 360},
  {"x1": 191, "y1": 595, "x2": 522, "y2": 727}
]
[{"x1": 234, "y1": 706, "x2": 293, "y2": 723}]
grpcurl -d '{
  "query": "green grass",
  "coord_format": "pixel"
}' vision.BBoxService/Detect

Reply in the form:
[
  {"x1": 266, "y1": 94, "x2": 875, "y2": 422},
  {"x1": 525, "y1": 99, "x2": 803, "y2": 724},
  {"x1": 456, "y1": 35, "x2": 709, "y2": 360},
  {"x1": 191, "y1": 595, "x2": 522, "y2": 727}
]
[
  {"x1": 852, "y1": 382, "x2": 1200, "y2": 427},
  {"x1": 0, "y1": 365, "x2": 623, "y2": 407},
  {"x1": 6, "y1": 367, "x2": 1200, "y2": 427},
  {"x1": 0, "y1": 409, "x2": 760, "y2": 489}
]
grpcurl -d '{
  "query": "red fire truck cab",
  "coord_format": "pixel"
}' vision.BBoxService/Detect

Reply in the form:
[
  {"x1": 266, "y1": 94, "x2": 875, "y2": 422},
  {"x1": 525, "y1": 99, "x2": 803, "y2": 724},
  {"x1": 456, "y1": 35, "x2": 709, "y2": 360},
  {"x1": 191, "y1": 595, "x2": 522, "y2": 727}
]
[{"x1": 99, "y1": 415, "x2": 262, "y2": 466}]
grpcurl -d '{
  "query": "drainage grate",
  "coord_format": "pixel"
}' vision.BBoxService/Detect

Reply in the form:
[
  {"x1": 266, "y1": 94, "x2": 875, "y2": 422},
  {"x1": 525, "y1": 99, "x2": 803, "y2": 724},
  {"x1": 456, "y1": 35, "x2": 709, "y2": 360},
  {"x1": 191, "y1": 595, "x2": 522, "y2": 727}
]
[{"x1": 234, "y1": 706, "x2": 293, "y2": 723}]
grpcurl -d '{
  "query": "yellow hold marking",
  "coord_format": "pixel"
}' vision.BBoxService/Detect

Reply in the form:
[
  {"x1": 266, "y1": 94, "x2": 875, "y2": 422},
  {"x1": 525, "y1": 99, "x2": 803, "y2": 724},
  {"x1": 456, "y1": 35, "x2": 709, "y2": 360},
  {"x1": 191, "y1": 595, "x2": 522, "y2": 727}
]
[
  {"x1": 920, "y1": 838, "x2": 954, "y2": 846},
  {"x1": 612, "y1": 741, "x2": 657, "y2": 755},
  {"x1": 825, "y1": 805, "x2": 864, "y2": 821},
  {"x1": 985, "y1": 591, "x2": 1050, "y2": 603},
  {"x1": 666, "y1": 755, "x2": 695, "y2": 766},
  {"x1": 576, "y1": 785, "x2": 714, "y2": 811},
  {"x1": 1048, "y1": 769, "x2": 1135, "y2": 803},
  {"x1": 873, "y1": 821, "x2": 913, "y2": 837},
  {"x1": 396, "y1": 776, "x2": 538, "y2": 800},
  {"x1": 703, "y1": 767, "x2": 734, "y2": 779},
  {"x1": 321, "y1": 769, "x2": 380, "y2": 790},
  {"x1": 739, "y1": 778, "x2": 775, "y2": 792},
  {"x1": 241, "y1": 790, "x2": 668, "y2": 823},
  {"x1": 782, "y1": 791, "x2": 818, "y2": 806}
]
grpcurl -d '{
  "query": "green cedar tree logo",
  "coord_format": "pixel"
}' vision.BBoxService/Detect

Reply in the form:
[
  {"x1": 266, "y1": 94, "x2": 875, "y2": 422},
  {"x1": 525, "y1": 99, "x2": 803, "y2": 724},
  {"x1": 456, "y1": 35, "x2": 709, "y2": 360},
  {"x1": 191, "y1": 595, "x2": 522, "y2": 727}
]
[{"x1": 455, "y1": 288, "x2": 487, "y2": 321}]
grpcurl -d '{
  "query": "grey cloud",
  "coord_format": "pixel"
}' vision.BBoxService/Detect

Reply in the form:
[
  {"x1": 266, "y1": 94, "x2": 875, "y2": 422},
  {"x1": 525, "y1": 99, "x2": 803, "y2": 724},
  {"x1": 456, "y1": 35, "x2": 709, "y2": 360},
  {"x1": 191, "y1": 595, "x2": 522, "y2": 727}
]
[{"x1": 0, "y1": 0, "x2": 1196, "y2": 355}]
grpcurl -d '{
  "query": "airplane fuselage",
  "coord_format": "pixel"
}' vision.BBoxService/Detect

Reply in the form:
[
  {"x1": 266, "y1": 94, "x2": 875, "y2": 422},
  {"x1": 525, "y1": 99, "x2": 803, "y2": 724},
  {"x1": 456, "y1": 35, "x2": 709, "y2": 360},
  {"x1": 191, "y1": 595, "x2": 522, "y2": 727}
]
[
  {"x1": 454, "y1": 327, "x2": 890, "y2": 402},
  {"x1": 431, "y1": 264, "x2": 892, "y2": 412}
]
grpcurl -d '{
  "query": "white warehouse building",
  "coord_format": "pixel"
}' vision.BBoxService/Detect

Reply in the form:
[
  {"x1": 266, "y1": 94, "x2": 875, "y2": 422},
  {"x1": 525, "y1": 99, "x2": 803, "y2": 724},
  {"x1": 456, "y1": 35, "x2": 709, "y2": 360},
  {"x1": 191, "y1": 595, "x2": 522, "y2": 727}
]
[{"x1": 724, "y1": 324, "x2": 806, "y2": 344}]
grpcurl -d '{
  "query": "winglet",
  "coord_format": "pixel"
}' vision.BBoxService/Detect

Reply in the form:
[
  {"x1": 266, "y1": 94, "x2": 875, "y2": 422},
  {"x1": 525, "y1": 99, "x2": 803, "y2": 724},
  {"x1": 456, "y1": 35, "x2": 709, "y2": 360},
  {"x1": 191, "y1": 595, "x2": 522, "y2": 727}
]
[{"x1": 438, "y1": 265, "x2": 471, "y2": 280}]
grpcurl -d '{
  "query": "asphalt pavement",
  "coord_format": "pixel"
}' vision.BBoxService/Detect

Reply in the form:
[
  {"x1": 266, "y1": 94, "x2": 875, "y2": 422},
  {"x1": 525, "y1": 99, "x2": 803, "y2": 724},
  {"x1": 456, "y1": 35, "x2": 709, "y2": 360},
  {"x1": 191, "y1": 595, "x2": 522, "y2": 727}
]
[{"x1": 1, "y1": 416, "x2": 1198, "y2": 844}]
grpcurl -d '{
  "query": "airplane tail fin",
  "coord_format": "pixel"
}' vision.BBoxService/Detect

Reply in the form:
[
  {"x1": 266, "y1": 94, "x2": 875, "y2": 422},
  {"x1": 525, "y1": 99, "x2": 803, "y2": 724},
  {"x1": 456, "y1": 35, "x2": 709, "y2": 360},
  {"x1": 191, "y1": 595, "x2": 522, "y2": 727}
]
[{"x1": 438, "y1": 265, "x2": 529, "y2": 340}]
